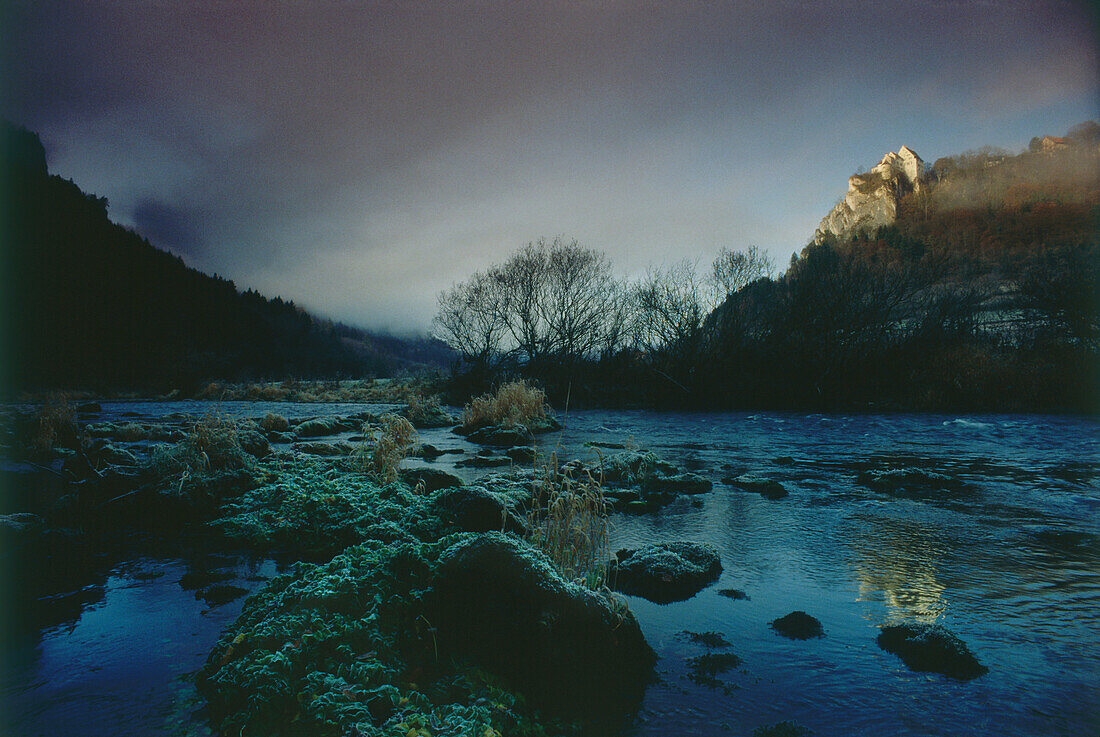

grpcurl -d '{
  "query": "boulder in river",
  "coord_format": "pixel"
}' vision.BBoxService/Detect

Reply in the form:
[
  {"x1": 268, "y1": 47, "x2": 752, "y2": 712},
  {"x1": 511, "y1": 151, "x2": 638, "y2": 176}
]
[
  {"x1": 877, "y1": 623, "x2": 988, "y2": 680},
  {"x1": 724, "y1": 473, "x2": 788, "y2": 499},
  {"x1": 430, "y1": 533, "x2": 655, "y2": 714},
  {"x1": 770, "y1": 611, "x2": 824, "y2": 639},
  {"x1": 610, "y1": 541, "x2": 722, "y2": 603}
]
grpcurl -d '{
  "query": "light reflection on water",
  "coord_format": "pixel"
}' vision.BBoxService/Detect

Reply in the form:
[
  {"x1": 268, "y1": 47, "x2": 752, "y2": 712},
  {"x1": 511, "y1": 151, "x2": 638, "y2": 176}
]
[{"x1": 5, "y1": 402, "x2": 1099, "y2": 736}]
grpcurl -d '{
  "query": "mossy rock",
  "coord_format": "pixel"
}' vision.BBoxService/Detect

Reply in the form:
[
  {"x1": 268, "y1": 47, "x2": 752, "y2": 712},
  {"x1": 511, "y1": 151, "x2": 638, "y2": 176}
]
[
  {"x1": 433, "y1": 486, "x2": 525, "y2": 534},
  {"x1": 429, "y1": 533, "x2": 654, "y2": 716},
  {"x1": 877, "y1": 623, "x2": 988, "y2": 680},
  {"x1": 399, "y1": 467, "x2": 463, "y2": 493},
  {"x1": 611, "y1": 541, "x2": 722, "y2": 603}
]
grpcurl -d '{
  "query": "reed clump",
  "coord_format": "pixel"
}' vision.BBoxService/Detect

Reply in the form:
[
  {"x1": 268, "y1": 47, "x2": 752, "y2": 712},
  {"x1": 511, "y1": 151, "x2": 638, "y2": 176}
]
[
  {"x1": 526, "y1": 450, "x2": 610, "y2": 588},
  {"x1": 461, "y1": 381, "x2": 547, "y2": 431},
  {"x1": 358, "y1": 413, "x2": 419, "y2": 483}
]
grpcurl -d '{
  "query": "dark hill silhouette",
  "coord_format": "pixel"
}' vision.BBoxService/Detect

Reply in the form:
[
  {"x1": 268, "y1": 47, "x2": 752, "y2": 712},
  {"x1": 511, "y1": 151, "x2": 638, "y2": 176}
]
[{"x1": 0, "y1": 122, "x2": 452, "y2": 394}]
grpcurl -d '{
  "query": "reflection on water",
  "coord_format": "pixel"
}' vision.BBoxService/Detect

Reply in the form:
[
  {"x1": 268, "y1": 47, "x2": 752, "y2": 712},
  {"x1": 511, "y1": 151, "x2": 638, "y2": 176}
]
[{"x1": 850, "y1": 516, "x2": 947, "y2": 622}]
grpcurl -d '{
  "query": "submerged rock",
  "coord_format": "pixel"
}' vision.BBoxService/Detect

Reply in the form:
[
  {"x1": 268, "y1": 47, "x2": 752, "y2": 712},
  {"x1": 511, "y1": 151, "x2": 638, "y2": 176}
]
[
  {"x1": 640, "y1": 472, "x2": 712, "y2": 495},
  {"x1": 686, "y1": 651, "x2": 742, "y2": 689},
  {"x1": 770, "y1": 611, "x2": 824, "y2": 640},
  {"x1": 718, "y1": 588, "x2": 750, "y2": 601},
  {"x1": 678, "y1": 630, "x2": 732, "y2": 648},
  {"x1": 877, "y1": 623, "x2": 988, "y2": 680},
  {"x1": 611, "y1": 541, "x2": 722, "y2": 603},
  {"x1": 430, "y1": 533, "x2": 654, "y2": 714},
  {"x1": 179, "y1": 570, "x2": 235, "y2": 590},
  {"x1": 195, "y1": 584, "x2": 248, "y2": 606},
  {"x1": 752, "y1": 722, "x2": 814, "y2": 737}
]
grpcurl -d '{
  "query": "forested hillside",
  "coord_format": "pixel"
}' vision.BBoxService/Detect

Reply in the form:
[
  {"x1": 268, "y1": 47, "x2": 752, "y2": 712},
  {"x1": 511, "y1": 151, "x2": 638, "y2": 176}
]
[{"x1": 0, "y1": 123, "x2": 451, "y2": 394}]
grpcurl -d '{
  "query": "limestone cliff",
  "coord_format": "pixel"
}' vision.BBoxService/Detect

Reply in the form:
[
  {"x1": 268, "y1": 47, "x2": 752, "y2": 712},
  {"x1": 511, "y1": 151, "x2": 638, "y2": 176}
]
[{"x1": 814, "y1": 146, "x2": 927, "y2": 244}]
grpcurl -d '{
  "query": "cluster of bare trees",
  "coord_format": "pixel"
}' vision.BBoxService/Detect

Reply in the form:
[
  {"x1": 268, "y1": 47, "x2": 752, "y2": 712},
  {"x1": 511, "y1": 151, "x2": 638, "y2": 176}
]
[{"x1": 433, "y1": 236, "x2": 774, "y2": 368}]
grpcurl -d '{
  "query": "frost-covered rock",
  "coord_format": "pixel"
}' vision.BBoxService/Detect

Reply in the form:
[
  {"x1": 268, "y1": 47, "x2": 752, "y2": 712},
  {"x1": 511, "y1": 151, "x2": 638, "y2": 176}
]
[
  {"x1": 611, "y1": 541, "x2": 722, "y2": 603},
  {"x1": 431, "y1": 533, "x2": 655, "y2": 713}
]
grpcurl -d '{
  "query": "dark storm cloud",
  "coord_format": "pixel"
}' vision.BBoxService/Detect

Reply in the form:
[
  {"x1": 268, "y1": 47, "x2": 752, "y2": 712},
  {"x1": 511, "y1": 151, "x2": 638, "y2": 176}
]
[{"x1": 3, "y1": 1, "x2": 1097, "y2": 332}]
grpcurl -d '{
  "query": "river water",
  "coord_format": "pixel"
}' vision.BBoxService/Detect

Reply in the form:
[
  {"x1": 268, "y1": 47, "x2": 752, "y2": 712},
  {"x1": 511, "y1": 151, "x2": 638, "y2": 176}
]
[{"x1": 4, "y1": 402, "x2": 1098, "y2": 736}]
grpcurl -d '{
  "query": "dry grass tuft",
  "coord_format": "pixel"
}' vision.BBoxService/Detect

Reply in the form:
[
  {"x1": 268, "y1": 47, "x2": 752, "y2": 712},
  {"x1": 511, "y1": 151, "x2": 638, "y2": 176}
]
[
  {"x1": 461, "y1": 381, "x2": 547, "y2": 430},
  {"x1": 404, "y1": 393, "x2": 443, "y2": 425},
  {"x1": 526, "y1": 450, "x2": 610, "y2": 588},
  {"x1": 31, "y1": 393, "x2": 80, "y2": 454},
  {"x1": 357, "y1": 413, "x2": 419, "y2": 483}
]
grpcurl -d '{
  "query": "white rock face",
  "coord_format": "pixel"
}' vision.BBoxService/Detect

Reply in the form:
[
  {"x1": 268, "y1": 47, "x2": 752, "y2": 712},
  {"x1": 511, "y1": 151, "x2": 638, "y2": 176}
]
[{"x1": 814, "y1": 147, "x2": 926, "y2": 244}]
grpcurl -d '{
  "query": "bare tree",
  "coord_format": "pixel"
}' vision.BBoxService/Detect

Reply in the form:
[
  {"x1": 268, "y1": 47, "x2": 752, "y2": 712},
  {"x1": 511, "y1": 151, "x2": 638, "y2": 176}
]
[
  {"x1": 434, "y1": 236, "x2": 627, "y2": 367},
  {"x1": 540, "y1": 239, "x2": 621, "y2": 361},
  {"x1": 432, "y1": 270, "x2": 504, "y2": 367},
  {"x1": 711, "y1": 245, "x2": 775, "y2": 300},
  {"x1": 490, "y1": 242, "x2": 549, "y2": 363},
  {"x1": 630, "y1": 260, "x2": 708, "y2": 353}
]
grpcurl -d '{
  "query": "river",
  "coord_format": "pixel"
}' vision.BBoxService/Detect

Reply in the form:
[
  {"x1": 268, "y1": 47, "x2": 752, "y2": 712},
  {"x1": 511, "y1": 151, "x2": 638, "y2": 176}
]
[{"x1": 4, "y1": 402, "x2": 1098, "y2": 736}]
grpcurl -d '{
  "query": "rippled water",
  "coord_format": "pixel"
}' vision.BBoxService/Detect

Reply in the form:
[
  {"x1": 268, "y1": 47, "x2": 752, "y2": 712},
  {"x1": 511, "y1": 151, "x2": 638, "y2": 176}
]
[{"x1": 4, "y1": 402, "x2": 1099, "y2": 736}]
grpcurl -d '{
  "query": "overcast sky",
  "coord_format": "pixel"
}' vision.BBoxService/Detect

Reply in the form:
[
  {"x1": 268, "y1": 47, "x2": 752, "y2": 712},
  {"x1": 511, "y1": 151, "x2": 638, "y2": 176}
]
[{"x1": 4, "y1": 1, "x2": 1097, "y2": 333}]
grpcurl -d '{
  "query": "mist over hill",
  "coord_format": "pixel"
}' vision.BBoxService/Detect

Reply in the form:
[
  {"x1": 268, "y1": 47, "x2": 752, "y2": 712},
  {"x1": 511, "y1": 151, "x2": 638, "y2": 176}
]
[{"x1": 0, "y1": 122, "x2": 453, "y2": 395}]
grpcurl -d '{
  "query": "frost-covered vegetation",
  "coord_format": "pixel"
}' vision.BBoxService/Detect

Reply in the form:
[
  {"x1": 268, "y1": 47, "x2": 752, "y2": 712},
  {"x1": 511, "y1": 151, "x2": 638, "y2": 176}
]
[{"x1": 199, "y1": 536, "x2": 570, "y2": 737}]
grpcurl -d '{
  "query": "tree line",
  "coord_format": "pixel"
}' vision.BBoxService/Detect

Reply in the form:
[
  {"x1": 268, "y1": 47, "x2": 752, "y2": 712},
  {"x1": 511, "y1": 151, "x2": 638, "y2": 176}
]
[{"x1": 433, "y1": 229, "x2": 1098, "y2": 412}]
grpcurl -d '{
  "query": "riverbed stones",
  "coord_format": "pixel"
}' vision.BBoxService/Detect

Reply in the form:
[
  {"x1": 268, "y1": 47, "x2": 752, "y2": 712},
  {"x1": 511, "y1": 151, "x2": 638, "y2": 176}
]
[
  {"x1": 430, "y1": 533, "x2": 655, "y2": 713},
  {"x1": 770, "y1": 611, "x2": 824, "y2": 639},
  {"x1": 610, "y1": 541, "x2": 722, "y2": 603},
  {"x1": 877, "y1": 623, "x2": 988, "y2": 680}
]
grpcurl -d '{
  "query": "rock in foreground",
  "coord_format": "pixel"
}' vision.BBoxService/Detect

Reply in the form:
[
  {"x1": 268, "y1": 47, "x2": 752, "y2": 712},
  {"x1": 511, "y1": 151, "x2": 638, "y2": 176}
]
[
  {"x1": 877, "y1": 623, "x2": 988, "y2": 680},
  {"x1": 430, "y1": 533, "x2": 654, "y2": 715},
  {"x1": 611, "y1": 541, "x2": 722, "y2": 603}
]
